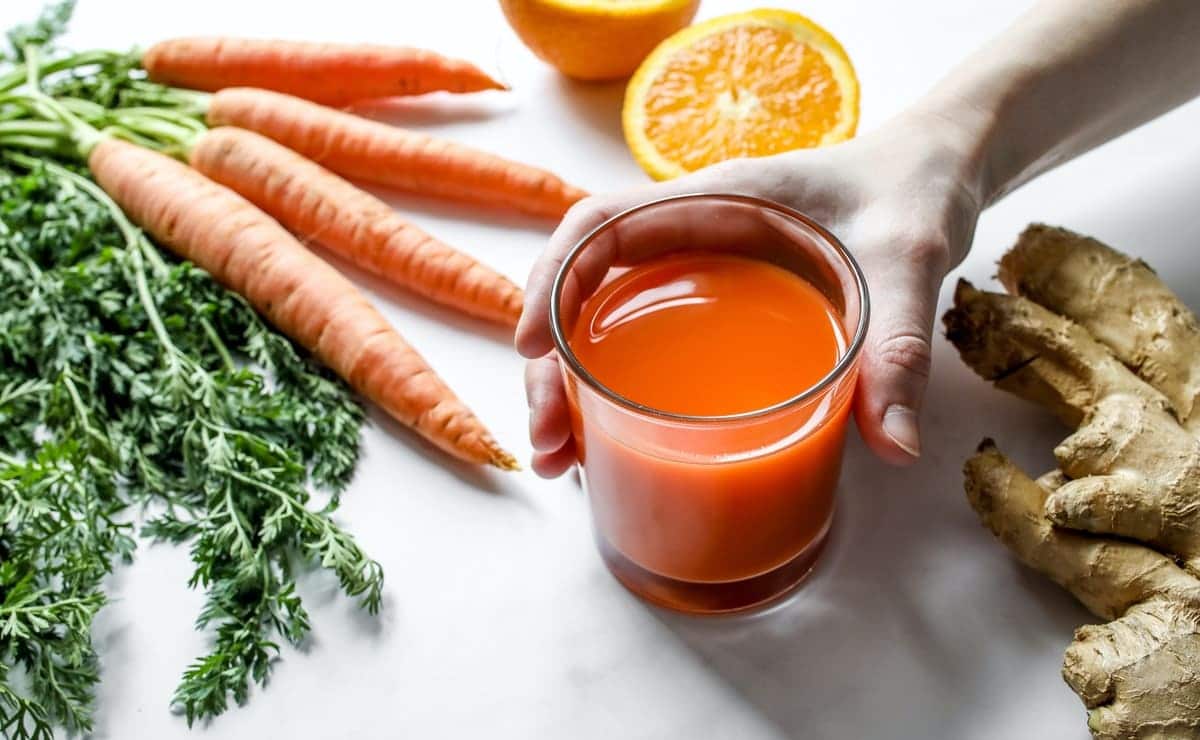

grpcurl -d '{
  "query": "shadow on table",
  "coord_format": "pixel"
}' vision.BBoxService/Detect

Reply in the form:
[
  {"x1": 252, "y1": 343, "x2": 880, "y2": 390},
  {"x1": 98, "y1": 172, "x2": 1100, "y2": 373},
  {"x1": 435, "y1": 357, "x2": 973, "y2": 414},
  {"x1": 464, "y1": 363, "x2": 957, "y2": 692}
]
[
  {"x1": 366, "y1": 180, "x2": 560, "y2": 233},
  {"x1": 651, "y1": 343, "x2": 1088, "y2": 739},
  {"x1": 552, "y1": 75, "x2": 627, "y2": 145},
  {"x1": 348, "y1": 90, "x2": 516, "y2": 128},
  {"x1": 363, "y1": 405, "x2": 524, "y2": 499},
  {"x1": 1065, "y1": 151, "x2": 1200, "y2": 311},
  {"x1": 306, "y1": 233, "x2": 521, "y2": 352},
  {"x1": 648, "y1": 148, "x2": 1200, "y2": 739}
]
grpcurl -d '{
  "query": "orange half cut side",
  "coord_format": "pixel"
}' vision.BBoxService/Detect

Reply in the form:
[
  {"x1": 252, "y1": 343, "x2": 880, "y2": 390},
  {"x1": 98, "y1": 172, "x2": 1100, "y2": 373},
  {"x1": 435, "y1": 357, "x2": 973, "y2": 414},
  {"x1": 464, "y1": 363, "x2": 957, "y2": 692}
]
[{"x1": 623, "y1": 9, "x2": 860, "y2": 180}]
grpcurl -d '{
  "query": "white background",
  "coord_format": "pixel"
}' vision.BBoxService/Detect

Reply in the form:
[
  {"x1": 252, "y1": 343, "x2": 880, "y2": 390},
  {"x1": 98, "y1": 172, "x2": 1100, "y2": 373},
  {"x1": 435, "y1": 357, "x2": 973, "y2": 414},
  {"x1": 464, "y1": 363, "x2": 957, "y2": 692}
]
[{"x1": 4, "y1": 1, "x2": 1200, "y2": 738}]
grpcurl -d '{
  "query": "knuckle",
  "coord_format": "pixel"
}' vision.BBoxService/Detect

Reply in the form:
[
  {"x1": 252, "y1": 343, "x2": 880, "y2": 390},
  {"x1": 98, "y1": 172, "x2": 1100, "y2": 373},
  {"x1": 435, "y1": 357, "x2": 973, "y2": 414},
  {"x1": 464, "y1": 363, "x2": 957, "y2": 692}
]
[
  {"x1": 874, "y1": 332, "x2": 932, "y2": 380},
  {"x1": 705, "y1": 157, "x2": 750, "y2": 175},
  {"x1": 853, "y1": 217, "x2": 953, "y2": 276},
  {"x1": 699, "y1": 158, "x2": 758, "y2": 189}
]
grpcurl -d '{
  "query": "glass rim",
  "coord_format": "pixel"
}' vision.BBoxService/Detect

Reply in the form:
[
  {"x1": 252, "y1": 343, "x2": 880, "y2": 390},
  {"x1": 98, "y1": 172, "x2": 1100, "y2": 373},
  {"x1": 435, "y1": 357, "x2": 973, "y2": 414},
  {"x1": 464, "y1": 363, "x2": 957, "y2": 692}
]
[{"x1": 549, "y1": 192, "x2": 871, "y2": 423}]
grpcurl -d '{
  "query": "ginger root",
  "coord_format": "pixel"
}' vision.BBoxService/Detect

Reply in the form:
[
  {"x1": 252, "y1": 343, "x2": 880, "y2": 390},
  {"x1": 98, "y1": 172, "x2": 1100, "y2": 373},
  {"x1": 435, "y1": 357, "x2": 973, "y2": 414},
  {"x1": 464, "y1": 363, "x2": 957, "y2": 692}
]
[{"x1": 945, "y1": 225, "x2": 1200, "y2": 739}]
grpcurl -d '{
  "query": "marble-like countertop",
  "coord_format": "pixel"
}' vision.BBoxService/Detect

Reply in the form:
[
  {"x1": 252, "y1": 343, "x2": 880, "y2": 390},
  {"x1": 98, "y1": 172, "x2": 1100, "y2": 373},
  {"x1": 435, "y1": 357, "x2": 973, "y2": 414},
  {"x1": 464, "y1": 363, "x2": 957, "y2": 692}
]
[{"x1": 5, "y1": 0, "x2": 1199, "y2": 737}]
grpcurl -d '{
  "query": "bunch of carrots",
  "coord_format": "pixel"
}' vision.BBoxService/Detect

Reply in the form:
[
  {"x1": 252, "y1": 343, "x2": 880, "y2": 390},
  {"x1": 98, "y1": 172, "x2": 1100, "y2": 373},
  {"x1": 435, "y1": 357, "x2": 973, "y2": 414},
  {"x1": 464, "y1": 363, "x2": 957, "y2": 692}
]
[{"x1": 5, "y1": 34, "x2": 589, "y2": 470}]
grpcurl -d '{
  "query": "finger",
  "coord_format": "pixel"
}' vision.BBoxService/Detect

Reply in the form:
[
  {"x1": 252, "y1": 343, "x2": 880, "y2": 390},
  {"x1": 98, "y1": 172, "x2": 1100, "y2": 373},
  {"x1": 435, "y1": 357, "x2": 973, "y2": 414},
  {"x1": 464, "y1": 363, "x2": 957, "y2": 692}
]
[
  {"x1": 532, "y1": 440, "x2": 577, "y2": 479},
  {"x1": 1044, "y1": 474, "x2": 1163, "y2": 543},
  {"x1": 524, "y1": 354, "x2": 571, "y2": 453},
  {"x1": 515, "y1": 185, "x2": 667, "y2": 359},
  {"x1": 853, "y1": 250, "x2": 944, "y2": 464},
  {"x1": 515, "y1": 167, "x2": 770, "y2": 360}
]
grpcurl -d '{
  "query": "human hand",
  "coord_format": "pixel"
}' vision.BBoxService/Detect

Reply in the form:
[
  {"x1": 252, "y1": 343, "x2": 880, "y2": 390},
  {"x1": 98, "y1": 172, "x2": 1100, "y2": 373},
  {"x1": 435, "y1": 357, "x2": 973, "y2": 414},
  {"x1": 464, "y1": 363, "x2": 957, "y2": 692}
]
[{"x1": 516, "y1": 111, "x2": 985, "y2": 476}]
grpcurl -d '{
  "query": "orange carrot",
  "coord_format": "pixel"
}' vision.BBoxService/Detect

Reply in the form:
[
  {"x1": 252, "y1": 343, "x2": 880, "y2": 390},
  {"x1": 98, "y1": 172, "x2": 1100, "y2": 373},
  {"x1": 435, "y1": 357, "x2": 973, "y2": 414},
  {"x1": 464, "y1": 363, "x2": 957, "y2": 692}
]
[
  {"x1": 88, "y1": 137, "x2": 517, "y2": 470},
  {"x1": 187, "y1": 125, "x2": 524, "y2": 327},
  {"x1": 142, "y1": 37, "x2": 506, "y2": 107},
  {"x1": 205, "y1": 87, "x2": 588, "y2": 220}
]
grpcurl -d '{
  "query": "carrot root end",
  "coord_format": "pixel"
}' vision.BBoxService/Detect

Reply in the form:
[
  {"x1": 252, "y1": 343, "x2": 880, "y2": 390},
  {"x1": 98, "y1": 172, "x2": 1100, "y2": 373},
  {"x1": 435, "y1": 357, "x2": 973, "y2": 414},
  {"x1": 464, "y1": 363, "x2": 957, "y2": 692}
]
[{"x1": 490, "y1": 447, "x2": 521, "y2": 471}]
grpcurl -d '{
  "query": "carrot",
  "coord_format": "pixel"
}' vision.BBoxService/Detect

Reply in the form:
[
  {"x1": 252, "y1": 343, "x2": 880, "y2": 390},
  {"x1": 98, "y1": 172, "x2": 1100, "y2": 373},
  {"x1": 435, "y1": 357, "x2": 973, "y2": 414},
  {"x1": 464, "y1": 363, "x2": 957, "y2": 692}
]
[
  {"x1": 187, "y1": 125, "x2": 524, "y2": 327},
  {"x1": 205, "y1": 87, "x2": 588, "y2": 220},
  {"x1": 88, "y1": 136, "x2": 518, "y2": 470},
  {"x1": 142, "y1": 37, "x2": 506, "y2": 107}
]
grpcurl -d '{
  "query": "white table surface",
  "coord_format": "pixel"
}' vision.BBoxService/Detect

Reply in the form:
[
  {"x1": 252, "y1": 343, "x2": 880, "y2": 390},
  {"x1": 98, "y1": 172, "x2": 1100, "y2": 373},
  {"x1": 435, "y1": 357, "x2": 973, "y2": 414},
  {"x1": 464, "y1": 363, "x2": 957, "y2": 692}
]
[{"x1": 5, "y1": 1, "x2": 1200, "y2": 738}]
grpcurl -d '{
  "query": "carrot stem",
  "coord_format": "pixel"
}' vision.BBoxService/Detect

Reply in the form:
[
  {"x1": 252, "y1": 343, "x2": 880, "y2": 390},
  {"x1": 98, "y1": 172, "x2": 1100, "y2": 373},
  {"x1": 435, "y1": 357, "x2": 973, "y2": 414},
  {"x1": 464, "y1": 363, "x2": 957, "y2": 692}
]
[
  {"x1": 0, "y1": 49, "x2": 127, "y2": 94},
  {"x1": 0, "y1": 120, "x2": 67, "y2": 138},
  {"x1": 7, "y1": 151, "x2": 186, "y2": 364},
  {"x1": 14, "y1": 46, "x2": 105, "y2": 155},
  {"x1": 0, "y1": 134, "x2": 65, "y2": 152},
  {"x1": 201, "y1": 318, "x2": 236, "y2": 373}
]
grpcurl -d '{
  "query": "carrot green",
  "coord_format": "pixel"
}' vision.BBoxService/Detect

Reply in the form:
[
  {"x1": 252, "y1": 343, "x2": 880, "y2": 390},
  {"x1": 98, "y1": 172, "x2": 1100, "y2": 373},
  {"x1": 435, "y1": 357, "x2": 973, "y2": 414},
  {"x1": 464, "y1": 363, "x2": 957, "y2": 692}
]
[{"x1": 0, "y1": 4, "x2": 381, "y2": 736}]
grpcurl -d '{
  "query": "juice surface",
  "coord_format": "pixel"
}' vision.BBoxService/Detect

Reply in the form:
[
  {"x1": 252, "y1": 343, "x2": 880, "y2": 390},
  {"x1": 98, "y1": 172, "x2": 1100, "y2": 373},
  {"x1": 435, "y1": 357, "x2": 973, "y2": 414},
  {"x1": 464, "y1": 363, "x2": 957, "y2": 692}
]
[
  {"x1": 569, "y1": 252, "x2": 844, "y2": 416},
  {"x1": 564, "y1": 250, "x2": 854, "y2": 593}
]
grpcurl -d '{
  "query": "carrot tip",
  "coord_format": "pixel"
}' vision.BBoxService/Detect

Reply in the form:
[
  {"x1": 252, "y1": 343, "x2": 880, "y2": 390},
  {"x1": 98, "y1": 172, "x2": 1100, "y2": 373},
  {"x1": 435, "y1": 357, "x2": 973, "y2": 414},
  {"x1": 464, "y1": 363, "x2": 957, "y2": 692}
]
[{"x1": 490, "y1": 447, "x2": 521, "y2": 471}]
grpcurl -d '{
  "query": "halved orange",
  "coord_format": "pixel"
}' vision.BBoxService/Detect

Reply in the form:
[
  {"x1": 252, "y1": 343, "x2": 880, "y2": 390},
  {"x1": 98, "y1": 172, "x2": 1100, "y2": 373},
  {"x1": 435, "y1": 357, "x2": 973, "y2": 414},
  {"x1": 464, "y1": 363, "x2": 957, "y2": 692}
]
[{"x1": 623, "y1": 9, "x2": 859, "y2": 180}]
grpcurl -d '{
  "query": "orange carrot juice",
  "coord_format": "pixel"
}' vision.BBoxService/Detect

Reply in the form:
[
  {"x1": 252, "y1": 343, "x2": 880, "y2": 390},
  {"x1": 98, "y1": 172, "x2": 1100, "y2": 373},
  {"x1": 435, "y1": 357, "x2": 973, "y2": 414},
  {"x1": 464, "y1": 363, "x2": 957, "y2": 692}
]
[
  {"x1": 569, "y1": 253, "x2": 844, "y2": 418},
  {"x1": 562, "y1": 250, "x2": 856, "y2": 612}
]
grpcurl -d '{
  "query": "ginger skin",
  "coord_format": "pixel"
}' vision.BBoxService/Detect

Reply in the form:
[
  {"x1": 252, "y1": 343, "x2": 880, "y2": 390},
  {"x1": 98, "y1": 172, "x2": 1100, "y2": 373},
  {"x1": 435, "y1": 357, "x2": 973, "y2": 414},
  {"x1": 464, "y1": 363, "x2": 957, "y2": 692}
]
[
  {"x1": 1000, "y1": 225, "x2": 1200, "y2": 427},
  {"x1": 945, "y1": 225, "x2": 1200, "y2": 739},
  {"x1": 965, "y1": 444, "x2": 1200, "y2": 738}
]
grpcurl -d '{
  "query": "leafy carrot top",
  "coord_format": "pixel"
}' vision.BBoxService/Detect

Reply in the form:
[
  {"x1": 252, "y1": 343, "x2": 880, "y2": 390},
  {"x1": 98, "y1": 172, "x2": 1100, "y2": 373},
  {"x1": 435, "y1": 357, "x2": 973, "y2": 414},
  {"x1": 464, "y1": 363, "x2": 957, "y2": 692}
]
[{"x1": 0, "y1": 7, "x2": 383, "y2": 732}]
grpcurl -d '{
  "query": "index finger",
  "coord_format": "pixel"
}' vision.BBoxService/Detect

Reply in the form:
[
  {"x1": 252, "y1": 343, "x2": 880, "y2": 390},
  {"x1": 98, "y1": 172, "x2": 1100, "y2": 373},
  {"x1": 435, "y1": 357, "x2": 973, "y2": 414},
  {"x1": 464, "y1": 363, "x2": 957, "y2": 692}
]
[
  {"x1": 515, "y1": 185, "x2": 665, "y2": 359},
  {"x1": 515, "y1": 176, "x2": 781, "y2": 359}
]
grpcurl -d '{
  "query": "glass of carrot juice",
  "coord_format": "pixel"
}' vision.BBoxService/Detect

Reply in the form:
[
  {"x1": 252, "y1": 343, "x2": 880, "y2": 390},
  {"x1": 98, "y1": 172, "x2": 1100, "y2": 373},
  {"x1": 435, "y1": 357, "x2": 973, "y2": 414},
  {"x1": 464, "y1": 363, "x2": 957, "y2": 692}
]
[{"x1": 550, "y1": 193, "x2": 869, "y2": 615}]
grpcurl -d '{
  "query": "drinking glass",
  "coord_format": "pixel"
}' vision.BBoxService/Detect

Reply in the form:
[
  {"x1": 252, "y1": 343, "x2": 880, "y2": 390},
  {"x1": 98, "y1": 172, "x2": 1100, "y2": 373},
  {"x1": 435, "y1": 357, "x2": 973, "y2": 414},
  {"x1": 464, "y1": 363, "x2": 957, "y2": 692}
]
[{"x1": 551, "y1": 193, "x2": 869, "y2": 614}]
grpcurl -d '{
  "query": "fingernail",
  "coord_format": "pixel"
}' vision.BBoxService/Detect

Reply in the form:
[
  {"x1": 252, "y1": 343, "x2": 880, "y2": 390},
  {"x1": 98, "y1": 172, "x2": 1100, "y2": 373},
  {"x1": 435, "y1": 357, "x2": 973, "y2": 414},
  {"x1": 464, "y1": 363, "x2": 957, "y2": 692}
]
[{"x1": 882, "y1": 405, "x2": 921, "y2": 458}]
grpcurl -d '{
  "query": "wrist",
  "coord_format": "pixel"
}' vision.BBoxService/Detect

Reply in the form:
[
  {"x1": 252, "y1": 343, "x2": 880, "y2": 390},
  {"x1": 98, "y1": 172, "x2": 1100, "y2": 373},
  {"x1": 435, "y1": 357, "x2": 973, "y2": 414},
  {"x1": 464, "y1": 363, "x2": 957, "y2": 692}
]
[
  {"x1": 847, "y1": 106, "x2": 991, "y2": 269},
  {"x1": 898, "y1": 98, "x2": 1000, "y2": 209}
]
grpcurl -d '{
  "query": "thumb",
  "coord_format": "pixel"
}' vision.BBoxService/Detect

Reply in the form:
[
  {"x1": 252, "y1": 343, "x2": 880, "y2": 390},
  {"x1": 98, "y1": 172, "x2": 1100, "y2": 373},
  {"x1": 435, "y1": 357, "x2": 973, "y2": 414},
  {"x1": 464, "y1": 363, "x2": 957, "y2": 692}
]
[{"x1": 853, "y1": 248, "x2": 946, "y2": 465}]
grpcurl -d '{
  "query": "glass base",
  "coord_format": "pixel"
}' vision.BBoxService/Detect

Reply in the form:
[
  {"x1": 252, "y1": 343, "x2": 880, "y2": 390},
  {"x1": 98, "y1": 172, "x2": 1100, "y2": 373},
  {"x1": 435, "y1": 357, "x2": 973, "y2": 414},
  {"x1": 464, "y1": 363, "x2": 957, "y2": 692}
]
[{"x1": 595, "y1": 518, "x2": 831, "y2": 616}]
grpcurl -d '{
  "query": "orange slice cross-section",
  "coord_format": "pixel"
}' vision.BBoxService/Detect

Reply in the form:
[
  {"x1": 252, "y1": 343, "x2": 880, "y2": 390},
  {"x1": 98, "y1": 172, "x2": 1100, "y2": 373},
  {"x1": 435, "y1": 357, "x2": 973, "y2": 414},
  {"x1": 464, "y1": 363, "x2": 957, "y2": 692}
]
[{"x1": 623, "y1": 9, "x2": 859, "y2": 180}]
